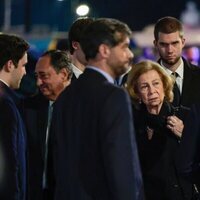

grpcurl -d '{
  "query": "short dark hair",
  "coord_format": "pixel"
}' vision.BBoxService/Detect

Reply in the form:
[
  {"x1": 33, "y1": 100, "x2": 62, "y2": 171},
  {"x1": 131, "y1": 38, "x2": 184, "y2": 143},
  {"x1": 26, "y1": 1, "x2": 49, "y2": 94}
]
[
  {"x1": 154, "y1": 16, "x2": 184, "y2": 41},
  {"x1": 80, "y1": 18, "x2": 132, "y2": 61},
  {"x1": 68, "y1": 17, "x2": 94, "y2": 54},
  {"x1": 0, "y1": 34, "x2": 29, "y2": 69},
  {"x1": 41, "y1": 49, "x2": 73, "y2": 79}
]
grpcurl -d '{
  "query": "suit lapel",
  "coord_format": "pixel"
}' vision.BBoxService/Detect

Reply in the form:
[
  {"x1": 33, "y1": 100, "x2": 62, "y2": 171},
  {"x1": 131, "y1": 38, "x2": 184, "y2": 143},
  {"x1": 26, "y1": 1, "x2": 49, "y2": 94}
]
[
  {"x1": 71, "y1": 73, "x2": 78, "y2": 83},
  {"x1": 181, "y1": 59, "x2": 193, "y2": 105},
  {"x1": 37, "y1": 100, "x2": 49, "y2": 158}
]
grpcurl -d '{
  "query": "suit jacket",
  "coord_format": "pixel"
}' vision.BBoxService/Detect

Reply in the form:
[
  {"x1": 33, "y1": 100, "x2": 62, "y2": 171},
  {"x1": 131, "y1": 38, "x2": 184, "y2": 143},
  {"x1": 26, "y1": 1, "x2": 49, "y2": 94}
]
[
  {"x1": 51, "y1": 68, "x2": 144, "y2": 200},
  {"x1": 159, "y1": 57, "x2": 200, "y2": 107},
  {"x1": 22, "y1": 93, "x2": 51, "y2": 200},
  {"x1": 176, "y1": 104, "x2": 200, "y2": 188},
  {"x1": 0, "y1": 81, "x2": 27, "y2": 200}
]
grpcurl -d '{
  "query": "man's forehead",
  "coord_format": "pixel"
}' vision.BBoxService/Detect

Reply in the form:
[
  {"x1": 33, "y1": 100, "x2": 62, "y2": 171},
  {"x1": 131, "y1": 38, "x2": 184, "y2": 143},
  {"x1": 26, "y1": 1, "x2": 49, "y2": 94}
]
[{"x1": 158, "y1": 31, "x2": 182, "y2": 40}]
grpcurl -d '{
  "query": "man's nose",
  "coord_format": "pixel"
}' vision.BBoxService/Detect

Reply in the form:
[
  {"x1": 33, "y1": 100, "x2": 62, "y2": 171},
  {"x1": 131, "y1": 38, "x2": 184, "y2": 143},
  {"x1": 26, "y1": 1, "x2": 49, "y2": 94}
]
[
  {"x1": 166, "y1": 44, "x2": 173, "y2": 52},
  {"x1": 23, "y1": 67, "x2": 26, "y2": 76},
  {"x1": 129, "y1": 49, "x2": 134, "y2": 60},
  {"x1": 36, "y1": 77, "x2": 42, "y2": 86}
]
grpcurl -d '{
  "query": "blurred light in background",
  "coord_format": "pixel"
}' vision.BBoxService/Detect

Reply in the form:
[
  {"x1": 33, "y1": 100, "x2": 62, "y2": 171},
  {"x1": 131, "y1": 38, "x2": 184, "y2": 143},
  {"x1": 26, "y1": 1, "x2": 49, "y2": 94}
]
[{"x1": 76, "y1": 4, "x2": 90, "y2": 16}]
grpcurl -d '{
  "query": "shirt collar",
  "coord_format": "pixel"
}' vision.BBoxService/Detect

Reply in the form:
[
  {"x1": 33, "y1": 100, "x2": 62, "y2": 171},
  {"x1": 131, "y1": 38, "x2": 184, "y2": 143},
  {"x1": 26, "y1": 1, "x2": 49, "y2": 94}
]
[
  {"x1": 86, "y1": 66, "x2": 115, "y2": 84},
  {"x1": 0, "y1": 79, "x2": 9, "y2": 87},
  {"x1": 71, "y1": 63, "x2": 83, "y2": 78},
  {"x1": 160, "y1": 58, "x2": 184, "y2": 79},
  {"x1": 49, "y1": 100, "x2": 54, "y2": 106}
]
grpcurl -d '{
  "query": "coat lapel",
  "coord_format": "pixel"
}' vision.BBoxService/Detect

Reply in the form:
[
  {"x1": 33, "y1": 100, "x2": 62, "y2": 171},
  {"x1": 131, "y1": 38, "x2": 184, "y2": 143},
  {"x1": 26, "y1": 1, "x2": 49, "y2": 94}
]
[{"x1": 181, "y1": 59, "x2": 193, "y2": 105}]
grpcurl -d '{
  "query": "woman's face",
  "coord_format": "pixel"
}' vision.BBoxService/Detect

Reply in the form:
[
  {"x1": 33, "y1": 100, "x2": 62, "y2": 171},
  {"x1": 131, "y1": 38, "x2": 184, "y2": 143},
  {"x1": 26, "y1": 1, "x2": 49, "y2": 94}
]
[{"x1": 137, "y1": 69, "x2": 165, "y2": 113}]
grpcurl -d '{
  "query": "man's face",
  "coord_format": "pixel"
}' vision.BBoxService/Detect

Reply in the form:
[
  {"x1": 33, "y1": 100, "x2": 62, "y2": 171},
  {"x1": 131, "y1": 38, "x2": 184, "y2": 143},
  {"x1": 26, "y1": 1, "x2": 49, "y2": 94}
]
[
  {"x1": 107, "y1": 36, "x2": 133, "y2": 77},
  {"x1": 11, "y1": 53, "x2": 27, "y2": 89},
  {"x1": 154, "y1": 31, "x2": 185, "y2": 67},
  {"x1": 35, "y1": 55, "x2": 67, "y2": 101}
]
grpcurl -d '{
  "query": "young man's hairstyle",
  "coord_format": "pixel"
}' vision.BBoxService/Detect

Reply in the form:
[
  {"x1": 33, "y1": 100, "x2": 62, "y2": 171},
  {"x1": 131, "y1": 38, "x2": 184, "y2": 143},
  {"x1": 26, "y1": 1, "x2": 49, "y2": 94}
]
[
  {"x1": 154, "y1": 16, "x2": 184, "y2": 41},
  {"x1": 68, "y1": 17, "x2": 94, "y2": 54},
  {"x1": 0, "y1": 34, "x2": 29, "y2": 69}
]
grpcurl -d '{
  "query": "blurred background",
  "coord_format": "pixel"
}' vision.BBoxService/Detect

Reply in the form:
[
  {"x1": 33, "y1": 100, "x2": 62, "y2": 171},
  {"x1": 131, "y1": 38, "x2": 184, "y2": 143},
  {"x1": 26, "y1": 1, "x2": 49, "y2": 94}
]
[
  {"x1": 1, "y1": 0, "x2": 200, "y2": 58},
  {"x1": 1, "y1": 0, "x2": 200, "y2": 95},
  {"x1": 1, "y1": 0, "x2": 200, "y2": 31}
]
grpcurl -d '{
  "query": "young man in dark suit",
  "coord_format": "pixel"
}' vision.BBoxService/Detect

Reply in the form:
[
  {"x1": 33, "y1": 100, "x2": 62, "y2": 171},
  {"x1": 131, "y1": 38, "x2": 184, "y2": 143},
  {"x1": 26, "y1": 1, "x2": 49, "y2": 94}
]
[
  {"x1": 154, "y1": 16, "x2": 200, "y2": 108},
  {"x1": 23, "y1": 50, "x2": 72, "y2": 200},
  {"x1": 0, "y1": 33, "x2": 29, "y2": 200},
  {"x1": 51, "y1": 18, "x2": 144, "y2": 200},
  {"x1": 154, "y1": 16, "x2": 200, "y2": 198}
]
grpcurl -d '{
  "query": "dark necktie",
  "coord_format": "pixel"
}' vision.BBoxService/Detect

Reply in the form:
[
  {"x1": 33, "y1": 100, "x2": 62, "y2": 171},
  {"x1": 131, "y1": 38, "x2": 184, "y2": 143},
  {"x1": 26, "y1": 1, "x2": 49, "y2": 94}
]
[
  {"x1": 114, "y1": 77, "x2": 120, "y2": 86},
  {"x1": 43, "y1": 102, "x2": 54, "y2": 188},
  {"x1": 171, "y1": 72, "x2": 181, "y2": 106}
]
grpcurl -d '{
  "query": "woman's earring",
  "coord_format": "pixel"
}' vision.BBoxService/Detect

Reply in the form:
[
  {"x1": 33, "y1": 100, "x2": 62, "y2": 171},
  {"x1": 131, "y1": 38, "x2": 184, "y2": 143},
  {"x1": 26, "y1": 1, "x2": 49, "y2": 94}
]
[{"x1": 138, "y1": 98, "x2": 142, "y2": 104}]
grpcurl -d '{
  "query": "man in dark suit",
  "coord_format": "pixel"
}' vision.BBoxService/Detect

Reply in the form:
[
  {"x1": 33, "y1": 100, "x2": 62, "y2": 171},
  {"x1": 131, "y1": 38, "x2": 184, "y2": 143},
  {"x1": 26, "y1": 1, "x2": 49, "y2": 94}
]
[
  {"x1": 153, "y1": 16, "x2": 200, "y2": 198},
  {"x1": 175, "y1": 104, "x2": 200, "y2": 196},
  {"x1": 23, "y1": 50, "x2": 72, "y2": 200},
  {"x1": 51, "y1": 18, "x2": 144, "y2": 200},
  {"x1": 153, "y1": 16, "x2": 200, "y2": 108},
  {"x1": 0, "y1": 34, "x2": 29, "y2": 200}
]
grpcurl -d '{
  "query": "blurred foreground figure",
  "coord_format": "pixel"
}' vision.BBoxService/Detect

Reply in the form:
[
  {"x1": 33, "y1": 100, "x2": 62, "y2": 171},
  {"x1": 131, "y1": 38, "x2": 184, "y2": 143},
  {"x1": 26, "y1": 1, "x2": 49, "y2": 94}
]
[
  {"x1": 176, "y1": 104, "x2": 200, "y2": 199},
  {"x1": 51, "y1": 18, "x2": 144, "y2": 200},
  {"x1": 0, "y1": 33, "x2": 29, "y2": 200}
]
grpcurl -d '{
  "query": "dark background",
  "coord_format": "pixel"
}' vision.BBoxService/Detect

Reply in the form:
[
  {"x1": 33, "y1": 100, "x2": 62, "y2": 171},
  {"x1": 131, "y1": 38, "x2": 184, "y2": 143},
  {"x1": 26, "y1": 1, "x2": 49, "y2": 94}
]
[{"x1": 1, "y1": 0, "x2": 200, "y2": 33}]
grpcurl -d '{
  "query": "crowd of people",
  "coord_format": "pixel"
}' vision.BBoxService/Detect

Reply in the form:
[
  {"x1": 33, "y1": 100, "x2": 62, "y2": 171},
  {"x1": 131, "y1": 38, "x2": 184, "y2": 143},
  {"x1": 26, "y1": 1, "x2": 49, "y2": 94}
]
[{"x1": 0, "y1": 16, "x2": 200, "y2": 200}]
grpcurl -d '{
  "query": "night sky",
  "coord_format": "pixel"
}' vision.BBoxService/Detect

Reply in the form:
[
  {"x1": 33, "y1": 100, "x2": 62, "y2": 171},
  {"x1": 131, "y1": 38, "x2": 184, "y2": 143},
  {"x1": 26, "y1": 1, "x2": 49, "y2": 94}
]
[
  {"x1": 0, "y1": 0, "x2": 200, "y2": 32},
  {"x1": 86, "y1": 0, "x2": 200, "y2": 31}
]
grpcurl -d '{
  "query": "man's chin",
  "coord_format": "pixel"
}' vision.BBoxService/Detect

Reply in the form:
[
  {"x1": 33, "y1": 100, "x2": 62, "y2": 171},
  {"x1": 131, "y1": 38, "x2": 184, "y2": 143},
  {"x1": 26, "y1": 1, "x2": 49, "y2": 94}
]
[
  {"x1": 163, "y1": 57, "x2": 180, "y2": 66},
  {"x1": 167, "y1": 61, "x2": 176, "y2": 65},
  {"x1": 120, "y1": 65, "x2": 130, "y2": 75},
  {"x1": 43, "y1": 94, "x2": 51, "y2": 100},
  {"x1": 40, "y1": 90, "x2": 49, "y2": 97}
]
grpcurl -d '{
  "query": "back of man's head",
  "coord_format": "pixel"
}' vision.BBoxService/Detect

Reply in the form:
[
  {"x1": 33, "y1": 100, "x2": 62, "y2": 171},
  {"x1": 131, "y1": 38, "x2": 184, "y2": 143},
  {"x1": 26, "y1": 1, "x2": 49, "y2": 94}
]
[
  {"x1": 80, "y1": 18, "x2": 132, "y2": 61},
  {"x1": 68, "y1": 17, "x2": 94, "y2": 54}
]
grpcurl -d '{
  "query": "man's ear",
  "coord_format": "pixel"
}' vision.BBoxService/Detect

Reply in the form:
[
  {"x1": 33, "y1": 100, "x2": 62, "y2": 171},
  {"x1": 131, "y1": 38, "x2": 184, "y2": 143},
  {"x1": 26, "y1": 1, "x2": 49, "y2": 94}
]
[
  {"x1": 153, "y1": 40, "x2": 157, "y2": 47},
  {"x1": 4, "y1": 60, "x2": 14, "y2": 72},
  {"x1": 99, "y1": 44, "x2": 110, "y2": 58},
  {"x1": 72, "y1": 41, "x2": 79, "y2": 50},
  {"x1": 59, "y1": 68, "x2": 70, "y2": 81},
  {"x1": 182, "y1": 38, "x2": 186, "y2": 48}
]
